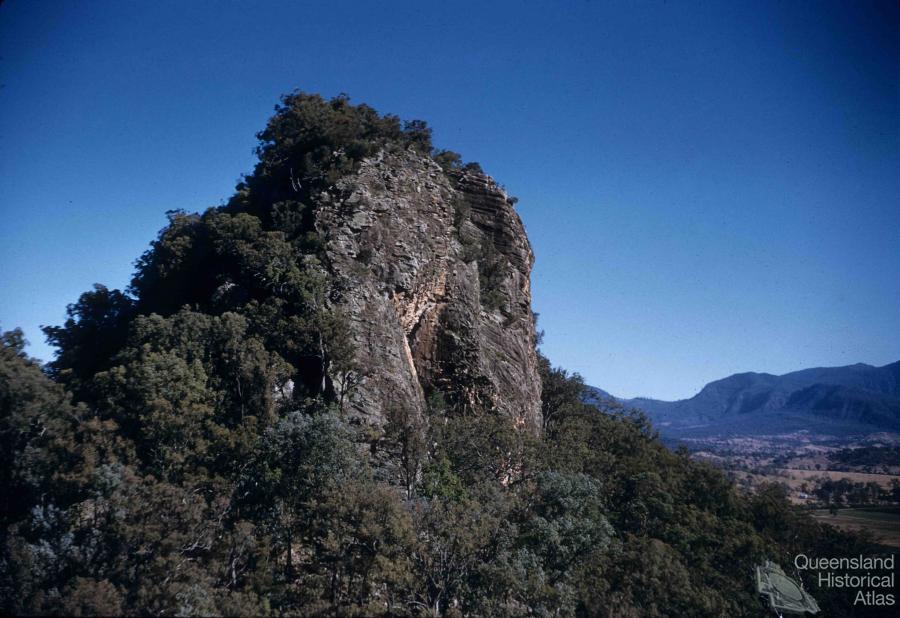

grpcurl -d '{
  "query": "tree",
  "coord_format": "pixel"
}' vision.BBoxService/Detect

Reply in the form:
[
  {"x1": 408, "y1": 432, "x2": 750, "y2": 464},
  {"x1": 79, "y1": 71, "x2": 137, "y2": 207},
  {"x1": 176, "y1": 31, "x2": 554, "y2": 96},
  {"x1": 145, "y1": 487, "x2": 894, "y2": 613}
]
[
  {"x1": 42, "y1": 285, "x2": 134, "y2": 399},
  {"x1": 3, "y1": 91, "x2": 886, "y2": 617}
]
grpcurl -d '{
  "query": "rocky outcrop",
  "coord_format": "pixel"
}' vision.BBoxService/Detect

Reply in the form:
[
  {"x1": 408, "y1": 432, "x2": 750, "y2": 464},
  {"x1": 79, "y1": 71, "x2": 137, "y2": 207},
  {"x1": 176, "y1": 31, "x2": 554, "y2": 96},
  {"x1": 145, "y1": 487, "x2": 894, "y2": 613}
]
[{"x1": 315, "y1": 150, "x2": 541, "y2": 431}]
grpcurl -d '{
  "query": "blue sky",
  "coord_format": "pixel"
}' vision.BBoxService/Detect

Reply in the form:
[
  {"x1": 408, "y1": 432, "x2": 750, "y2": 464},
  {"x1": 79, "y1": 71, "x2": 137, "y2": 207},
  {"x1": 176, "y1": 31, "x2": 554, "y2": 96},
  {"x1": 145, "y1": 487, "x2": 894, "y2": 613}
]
[{"x1": 1, "y1": 1, "x2": 897, "y2": 400}]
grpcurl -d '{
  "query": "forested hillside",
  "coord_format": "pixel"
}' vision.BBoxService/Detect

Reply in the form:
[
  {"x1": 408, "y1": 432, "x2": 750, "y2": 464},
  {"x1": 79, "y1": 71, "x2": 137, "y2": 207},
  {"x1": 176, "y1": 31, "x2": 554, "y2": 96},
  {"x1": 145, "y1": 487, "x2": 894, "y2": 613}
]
[
  {"x1": 590, "y1": 361, "x2": 900, "y2": 438},
  {"x1": 0, "y1": 94, "x2": 886, "y2": 616}
]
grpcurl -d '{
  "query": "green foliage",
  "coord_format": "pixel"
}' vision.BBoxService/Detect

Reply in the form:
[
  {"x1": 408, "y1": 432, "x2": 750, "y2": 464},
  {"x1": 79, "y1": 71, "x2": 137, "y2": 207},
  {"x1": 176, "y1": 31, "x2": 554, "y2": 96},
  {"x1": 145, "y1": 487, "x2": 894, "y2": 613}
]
[
  {"x1": 831, "y1": 445, "x2": 900, "y2": 467},
  {"x1": 42, "y1": 285, "x2": 134, "y2": 400},
  {"x1": 2, "y1": 91, "x2": 885, "y2": 616},
  {"x1": 2, "y1": 329, "x2": 886, "y2": 615},
  {"x1": 1, "y1": 329, "x2": 83, "y2": 526},
  {"x1": 238, "y1": 92, "x2": 434, "y2": 225},
  {"x1": 433, "y1": 149, "x2": 483, "y2": 175},
  {"x1": 538, "y1": 354, "x2": 587, "y2": 433}
]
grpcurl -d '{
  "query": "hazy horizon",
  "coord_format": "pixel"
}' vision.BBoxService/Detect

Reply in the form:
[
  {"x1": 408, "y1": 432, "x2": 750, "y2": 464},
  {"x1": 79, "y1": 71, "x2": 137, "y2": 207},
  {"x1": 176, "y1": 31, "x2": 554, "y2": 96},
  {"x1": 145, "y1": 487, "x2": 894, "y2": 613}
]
[{"x1": 1, "y1": 0, "x2": 897, "y2": 399}]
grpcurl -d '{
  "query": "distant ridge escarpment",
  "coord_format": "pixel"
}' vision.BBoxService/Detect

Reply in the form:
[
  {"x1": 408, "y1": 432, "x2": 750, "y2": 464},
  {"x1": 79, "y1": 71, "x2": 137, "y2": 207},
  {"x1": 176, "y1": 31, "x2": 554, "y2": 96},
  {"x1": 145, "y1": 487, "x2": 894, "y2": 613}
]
[{"x1": 588, "y1": 360, "x2": 900, "y2": 437}]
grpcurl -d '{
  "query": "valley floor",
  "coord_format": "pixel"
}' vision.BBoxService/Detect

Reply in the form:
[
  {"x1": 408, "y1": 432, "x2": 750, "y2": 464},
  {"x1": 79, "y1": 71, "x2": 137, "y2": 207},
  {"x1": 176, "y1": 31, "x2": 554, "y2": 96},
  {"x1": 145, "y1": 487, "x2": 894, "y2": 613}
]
[
  {"x1": 812, "y1": 507, "x2": 900, "y2": 548},
  {"x1": 674, "y1": 431, "x2": 900, "y2": 548}
]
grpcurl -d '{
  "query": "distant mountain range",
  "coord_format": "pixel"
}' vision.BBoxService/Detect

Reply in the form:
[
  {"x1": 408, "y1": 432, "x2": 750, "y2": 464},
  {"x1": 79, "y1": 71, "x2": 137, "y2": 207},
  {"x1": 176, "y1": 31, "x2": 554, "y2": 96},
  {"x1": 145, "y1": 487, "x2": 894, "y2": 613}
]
[{"x1": 587, "y1": 361, "x2": 900, "y2": 438}]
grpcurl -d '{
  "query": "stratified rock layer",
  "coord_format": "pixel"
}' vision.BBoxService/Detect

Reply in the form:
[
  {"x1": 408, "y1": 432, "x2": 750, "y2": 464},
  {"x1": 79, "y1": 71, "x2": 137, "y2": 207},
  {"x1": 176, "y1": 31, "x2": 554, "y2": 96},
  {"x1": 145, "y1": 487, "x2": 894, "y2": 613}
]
[{"x1": 315, "y1": 151, "x2": 541, "y2": 430}]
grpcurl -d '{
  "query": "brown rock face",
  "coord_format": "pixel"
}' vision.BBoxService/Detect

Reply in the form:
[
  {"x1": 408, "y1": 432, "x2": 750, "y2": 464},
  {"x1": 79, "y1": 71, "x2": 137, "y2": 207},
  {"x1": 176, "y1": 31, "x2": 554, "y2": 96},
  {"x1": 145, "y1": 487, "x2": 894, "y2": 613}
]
[{"x1": 315, "y1": 150, "x2": 541, "y2": 431}]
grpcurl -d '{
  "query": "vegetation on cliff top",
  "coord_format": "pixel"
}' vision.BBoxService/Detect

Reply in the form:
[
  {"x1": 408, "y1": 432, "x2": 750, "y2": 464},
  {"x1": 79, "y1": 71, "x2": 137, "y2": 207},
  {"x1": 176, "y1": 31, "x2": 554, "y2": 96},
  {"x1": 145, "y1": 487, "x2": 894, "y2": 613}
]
[{"x1": 1, "y1": 94, "x2": 886, "y2": 616}]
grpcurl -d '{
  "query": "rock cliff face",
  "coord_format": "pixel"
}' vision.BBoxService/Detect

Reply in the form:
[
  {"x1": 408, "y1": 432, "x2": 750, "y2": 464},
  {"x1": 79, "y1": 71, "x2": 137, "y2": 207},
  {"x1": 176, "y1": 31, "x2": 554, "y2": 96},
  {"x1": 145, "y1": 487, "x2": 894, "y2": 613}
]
[{"x1": 315, "y1": 151, "x2": 541, "y2": 430}]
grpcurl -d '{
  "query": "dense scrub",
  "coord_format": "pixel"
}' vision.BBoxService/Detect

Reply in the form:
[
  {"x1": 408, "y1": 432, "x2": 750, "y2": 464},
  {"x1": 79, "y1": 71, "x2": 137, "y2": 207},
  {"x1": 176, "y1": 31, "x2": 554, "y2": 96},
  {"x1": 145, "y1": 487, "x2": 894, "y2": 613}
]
[
  {"x1": 1, "y1": 331, "x2": 880, "y2": 616},
  {"x1": 1, "y1": 94, "x2": 886, "y2": 616}
]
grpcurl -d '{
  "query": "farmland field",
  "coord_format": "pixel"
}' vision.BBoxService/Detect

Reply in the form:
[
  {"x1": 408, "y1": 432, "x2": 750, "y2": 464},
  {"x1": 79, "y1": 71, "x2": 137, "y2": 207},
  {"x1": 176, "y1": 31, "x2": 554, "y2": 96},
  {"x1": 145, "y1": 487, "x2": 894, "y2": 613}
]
[
  {"x1": 812, "y1": 507, "x2": 900, "y2": 548},
  {"x1": 779, "y1": 469, "x2": 900, "y2": 488}
]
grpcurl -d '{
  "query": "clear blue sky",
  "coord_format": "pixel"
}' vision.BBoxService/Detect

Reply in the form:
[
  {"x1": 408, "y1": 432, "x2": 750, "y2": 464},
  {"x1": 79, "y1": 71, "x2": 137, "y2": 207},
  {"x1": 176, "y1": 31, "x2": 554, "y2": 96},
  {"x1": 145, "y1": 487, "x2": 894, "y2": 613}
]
[{"x1": 1, "y1": 1, "x2": 897, "y2": 400}]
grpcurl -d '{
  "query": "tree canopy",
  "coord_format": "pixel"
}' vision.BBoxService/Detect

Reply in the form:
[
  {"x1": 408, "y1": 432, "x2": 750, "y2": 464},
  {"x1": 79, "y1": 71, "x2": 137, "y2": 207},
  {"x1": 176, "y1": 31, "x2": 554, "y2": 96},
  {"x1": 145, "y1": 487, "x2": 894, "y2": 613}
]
[{"x1": 1, "y1": 93, "x2": 885, "y2": 616}]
